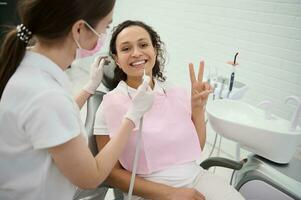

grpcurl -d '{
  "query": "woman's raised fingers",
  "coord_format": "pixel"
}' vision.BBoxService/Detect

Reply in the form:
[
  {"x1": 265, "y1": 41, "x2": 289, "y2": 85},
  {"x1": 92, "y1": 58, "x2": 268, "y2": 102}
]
[
  {"x1": 198, "y1": 61, "x2": 205, "y2": 82},
  {"x1": 189, "y1": 63, "x2": 197, "y2": 84}
]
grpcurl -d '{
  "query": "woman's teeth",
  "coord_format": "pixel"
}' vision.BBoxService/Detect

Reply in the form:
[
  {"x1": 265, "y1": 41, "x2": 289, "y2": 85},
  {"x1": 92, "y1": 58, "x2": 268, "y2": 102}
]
[{"x1": 131, "y1": 60, "x2": 146, "y2": 66}]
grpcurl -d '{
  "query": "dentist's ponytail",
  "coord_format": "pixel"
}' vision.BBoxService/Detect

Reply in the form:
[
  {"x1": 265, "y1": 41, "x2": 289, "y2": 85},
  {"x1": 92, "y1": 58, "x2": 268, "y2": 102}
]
[{"x1": 0, "y1": 27, "x2": 27, "y2": 99}]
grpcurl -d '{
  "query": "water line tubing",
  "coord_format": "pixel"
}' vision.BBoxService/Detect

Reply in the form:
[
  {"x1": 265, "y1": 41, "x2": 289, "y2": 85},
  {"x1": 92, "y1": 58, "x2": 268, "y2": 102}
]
[{"x1": 127, "y1": 117, "x2": 144, "y2": 200}]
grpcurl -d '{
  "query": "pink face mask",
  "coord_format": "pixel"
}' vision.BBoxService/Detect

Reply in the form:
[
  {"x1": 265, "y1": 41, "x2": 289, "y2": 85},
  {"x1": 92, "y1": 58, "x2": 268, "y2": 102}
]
[{"x1": 75, "y1": 22, "x2": 106, "y2": 59}]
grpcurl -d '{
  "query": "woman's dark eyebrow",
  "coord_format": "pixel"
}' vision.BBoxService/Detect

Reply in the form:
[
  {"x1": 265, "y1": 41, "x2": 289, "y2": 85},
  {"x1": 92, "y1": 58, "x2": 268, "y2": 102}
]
[
  {"x1": 138, "y1": 38, "x2": 148, "y2": 41},
  {"x1": 120, "y1": 38, "x2": 148, "y2": 45}
]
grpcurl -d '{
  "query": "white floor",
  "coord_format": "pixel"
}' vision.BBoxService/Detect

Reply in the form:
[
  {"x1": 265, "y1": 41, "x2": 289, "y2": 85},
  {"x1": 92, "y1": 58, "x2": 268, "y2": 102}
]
[{"x1": 67, "y1": 61, "x2": 239, "y2": 200}]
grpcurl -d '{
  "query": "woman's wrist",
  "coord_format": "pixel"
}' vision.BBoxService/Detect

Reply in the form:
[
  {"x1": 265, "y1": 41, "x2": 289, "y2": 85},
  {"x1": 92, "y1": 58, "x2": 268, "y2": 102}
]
[{"x1": 191, "y1": 106, "x2": 205, "y2": 119}]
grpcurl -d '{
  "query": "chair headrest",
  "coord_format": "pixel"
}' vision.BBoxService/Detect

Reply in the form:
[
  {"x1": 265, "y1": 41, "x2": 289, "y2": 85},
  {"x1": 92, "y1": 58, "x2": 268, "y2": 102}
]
[{"x1": 102, "y1": 56, "x2": 116, "y2": 91}]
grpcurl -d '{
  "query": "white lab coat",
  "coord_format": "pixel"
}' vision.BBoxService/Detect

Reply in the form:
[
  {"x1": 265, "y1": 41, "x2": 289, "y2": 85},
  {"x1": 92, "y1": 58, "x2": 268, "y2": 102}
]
[{"x1": 0, "y1": 51, "x2": 86, "y2": 200}]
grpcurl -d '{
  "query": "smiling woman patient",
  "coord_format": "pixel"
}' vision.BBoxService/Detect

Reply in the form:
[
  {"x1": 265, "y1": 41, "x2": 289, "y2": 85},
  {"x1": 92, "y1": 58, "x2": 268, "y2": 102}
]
[{"x1": 93, "y1": 20, "x2": 245, "y2": 200}]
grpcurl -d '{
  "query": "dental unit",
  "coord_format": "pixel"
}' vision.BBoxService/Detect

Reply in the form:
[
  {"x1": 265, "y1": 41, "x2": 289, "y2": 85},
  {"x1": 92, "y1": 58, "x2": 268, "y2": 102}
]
[
  {"x1": 208, "y1": 65, "x2": 248, "y2": 100},
  {"x1": 204, "y1": 53, "x2": 301, "y2": 199},
  {"x1": 206, "y1": 94, "x2": 301, "y2": 199},
  {"x1": 207, "y1": 56, "x2": 248, "y2": 163}
]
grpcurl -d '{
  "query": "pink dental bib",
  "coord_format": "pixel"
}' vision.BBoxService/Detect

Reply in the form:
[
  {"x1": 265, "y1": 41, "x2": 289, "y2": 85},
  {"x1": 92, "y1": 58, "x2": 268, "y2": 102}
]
[{"x1": 102, "y1": 86, "x2": 202, "y2": 175}]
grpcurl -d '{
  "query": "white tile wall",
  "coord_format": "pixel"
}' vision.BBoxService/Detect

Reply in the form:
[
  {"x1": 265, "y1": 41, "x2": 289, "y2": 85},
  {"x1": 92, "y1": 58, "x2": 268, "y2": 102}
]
[{"x1": 108, "y1": 0, "x2": 301, "y2": 158}]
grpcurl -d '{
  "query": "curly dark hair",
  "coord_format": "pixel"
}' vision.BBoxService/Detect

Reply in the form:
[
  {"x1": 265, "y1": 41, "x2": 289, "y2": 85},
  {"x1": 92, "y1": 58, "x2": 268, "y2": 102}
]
[{"x1": 106, "y1": 20, "x2": 166, "y2": 90}]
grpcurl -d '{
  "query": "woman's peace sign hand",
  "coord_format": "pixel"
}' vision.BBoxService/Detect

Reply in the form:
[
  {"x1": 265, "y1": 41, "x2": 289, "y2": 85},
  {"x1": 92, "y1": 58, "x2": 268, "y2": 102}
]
[{"x1": 189, "y1": 61, "x2": 212, "y2": 113}]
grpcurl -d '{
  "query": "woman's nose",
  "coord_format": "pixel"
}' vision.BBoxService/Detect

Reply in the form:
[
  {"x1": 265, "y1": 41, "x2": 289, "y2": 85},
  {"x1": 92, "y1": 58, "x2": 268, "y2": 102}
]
[{"x1": 131, "y1": 47, "x2": 142, "y2": 57}]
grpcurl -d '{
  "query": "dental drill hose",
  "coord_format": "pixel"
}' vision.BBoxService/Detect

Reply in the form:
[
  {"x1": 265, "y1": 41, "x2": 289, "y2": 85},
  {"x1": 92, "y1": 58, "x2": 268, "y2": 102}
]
[
  {"x1": 128, "y1": 69, "x2": 147, "y2": 200},
  {"x1": 128, "y1": 117, "x2": 143, "y2": 200}
]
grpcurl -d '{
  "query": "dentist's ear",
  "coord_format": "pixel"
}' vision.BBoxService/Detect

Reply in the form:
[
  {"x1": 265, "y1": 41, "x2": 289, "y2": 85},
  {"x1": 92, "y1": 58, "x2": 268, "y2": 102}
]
[{"x1": 71, "y1": 20, "x2": 86, "y2": 42}]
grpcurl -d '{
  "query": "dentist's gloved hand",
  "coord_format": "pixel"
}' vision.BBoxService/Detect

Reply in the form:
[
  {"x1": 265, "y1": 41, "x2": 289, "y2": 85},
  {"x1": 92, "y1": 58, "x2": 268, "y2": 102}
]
[
  {"x1": 125, "y1": 76, "x2": 154, "y2": 127},
  {"x1": 83, "y1": 56, "x2": 106, "y2": 94}
]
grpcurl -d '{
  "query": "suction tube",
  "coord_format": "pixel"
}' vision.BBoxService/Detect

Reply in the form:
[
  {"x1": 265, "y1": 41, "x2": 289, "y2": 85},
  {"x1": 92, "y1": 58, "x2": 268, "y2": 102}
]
[
  {"x1": 127, "y1": 118, "x2": 144, "y2": 200},
  {"x1": 128, "y1": 69, "x2": 147, "y2": 200}
]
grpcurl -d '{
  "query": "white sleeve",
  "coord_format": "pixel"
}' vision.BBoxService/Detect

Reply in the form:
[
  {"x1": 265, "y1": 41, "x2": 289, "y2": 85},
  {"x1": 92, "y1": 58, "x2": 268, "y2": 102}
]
[
  {"x1": 19, "y1": 90, "x2": 81, "y2": 149},
  {"x1": 93, "y1": 102, "x2": 109, "y2": 135}
]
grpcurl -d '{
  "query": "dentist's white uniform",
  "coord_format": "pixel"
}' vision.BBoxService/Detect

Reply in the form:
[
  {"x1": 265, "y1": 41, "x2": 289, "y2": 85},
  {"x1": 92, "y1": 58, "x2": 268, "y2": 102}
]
[{"x1": 0, "y1": 51, "x2": 86, "y2": 200}]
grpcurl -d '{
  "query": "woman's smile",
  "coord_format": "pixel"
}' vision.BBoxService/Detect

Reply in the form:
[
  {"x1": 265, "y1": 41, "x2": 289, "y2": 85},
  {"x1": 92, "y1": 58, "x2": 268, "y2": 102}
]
[{"x1": 130, "y1": 59, "x2": 147, "y2": 68}]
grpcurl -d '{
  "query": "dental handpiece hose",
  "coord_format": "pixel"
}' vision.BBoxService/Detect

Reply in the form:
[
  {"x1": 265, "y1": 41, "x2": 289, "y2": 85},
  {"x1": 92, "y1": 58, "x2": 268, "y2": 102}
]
[
  {"x1": 128, "y1": 69, "x2": 148, "y2": 200},
  {"x1": 127, "y1": 117, "x2": 143, "y2": 200}
]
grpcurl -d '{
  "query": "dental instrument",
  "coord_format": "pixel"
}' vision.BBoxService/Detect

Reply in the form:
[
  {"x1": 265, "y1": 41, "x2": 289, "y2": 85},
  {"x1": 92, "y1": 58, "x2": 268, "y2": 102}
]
[
  {"x1": 212, "y1": 83, "x2": 217, "y2": 101},
  {"x1": 218, "y1": 78, "x2": 226, "y2": 99},
  {"x1": 207, "y1": 66, "x2": 211, "y2": 85},
  {"x1": 227, "y1": 52, "x2": 239, "y2": 98},
  {"x1": 127, "y1": 69, "x2": 147, "y2": 200}
]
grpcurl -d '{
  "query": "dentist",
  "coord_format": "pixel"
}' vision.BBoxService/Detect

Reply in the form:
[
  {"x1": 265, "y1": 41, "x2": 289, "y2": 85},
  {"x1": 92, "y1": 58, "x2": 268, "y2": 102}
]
[{"x1": 0, "y1": 0, "x2": 154, "y2": 200}]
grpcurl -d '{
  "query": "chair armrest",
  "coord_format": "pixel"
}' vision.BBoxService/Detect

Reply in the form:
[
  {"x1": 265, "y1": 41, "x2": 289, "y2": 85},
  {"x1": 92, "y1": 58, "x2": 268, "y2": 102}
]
[{"x1": 200, "y1": 157, "x2": 244, "y2": 170}]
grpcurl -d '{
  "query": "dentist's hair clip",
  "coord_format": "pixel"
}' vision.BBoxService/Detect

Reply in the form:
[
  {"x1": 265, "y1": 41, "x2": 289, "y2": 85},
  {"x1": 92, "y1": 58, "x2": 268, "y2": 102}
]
[{"x1": 16, "y1": 24, "x2": 32, "y2": 44}]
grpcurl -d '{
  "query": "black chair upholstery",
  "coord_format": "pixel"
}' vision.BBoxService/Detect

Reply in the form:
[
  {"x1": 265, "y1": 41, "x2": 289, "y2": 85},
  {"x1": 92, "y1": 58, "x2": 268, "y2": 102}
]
[{"x1": 200, "y1": 157, "x2": 244, "y2": 170}]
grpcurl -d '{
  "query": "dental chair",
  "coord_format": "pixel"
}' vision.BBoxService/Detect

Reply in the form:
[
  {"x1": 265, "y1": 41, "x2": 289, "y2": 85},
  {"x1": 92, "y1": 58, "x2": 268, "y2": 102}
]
[
  {"x1": 74, "y1": 59, "x2": 273, "y2": 200},
  {"x1": 72, "y1": 58, "x2": 248, "y2": 199},
  {"x1": 74, "y1": 92, "x2": 301, "y2": 200},
  {"x1": 74, "y1": 64, "x2": 301, "y2": 200}
]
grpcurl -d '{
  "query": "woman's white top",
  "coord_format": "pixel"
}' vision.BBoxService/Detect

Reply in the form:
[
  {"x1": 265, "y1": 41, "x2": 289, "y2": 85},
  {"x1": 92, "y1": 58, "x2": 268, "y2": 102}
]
[
  {"x1": 94, "y1": 80, "x2": 201, "y2": 187},
  {"x1": 0, "y1": 51, "x2": 86, "y2": 200}
]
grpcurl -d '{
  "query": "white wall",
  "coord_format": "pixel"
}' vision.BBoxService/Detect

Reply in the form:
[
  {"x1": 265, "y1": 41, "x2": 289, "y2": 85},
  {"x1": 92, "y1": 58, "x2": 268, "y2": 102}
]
[{"x1": 107, "y1": 0, "x2": 301, "y2": 158}]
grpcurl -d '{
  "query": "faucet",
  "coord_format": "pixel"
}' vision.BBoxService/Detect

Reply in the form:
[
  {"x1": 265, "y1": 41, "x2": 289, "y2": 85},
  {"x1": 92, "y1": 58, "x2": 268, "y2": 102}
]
[
  {"x1": 285, "y1": 96, "x2": 301, "y2": 131},
  {"x1": 258, "y1": 100, "x2": 273, "y2": 119}
]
